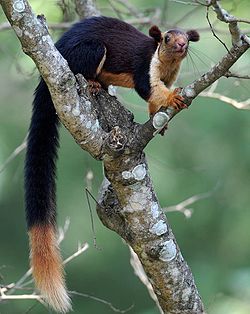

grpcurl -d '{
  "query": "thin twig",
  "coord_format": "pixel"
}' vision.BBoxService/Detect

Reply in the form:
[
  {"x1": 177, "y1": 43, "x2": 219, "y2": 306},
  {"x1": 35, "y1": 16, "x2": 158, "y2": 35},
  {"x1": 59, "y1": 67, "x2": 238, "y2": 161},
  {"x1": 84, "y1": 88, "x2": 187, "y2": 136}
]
[
  {"x1": 164, "y1": 188, "x2": 216, "y2": 218},
  {"x1": 57, "y1": 217, "x2": 71, "y2": 244},
  {"x1": 206, "y1": 6, "x2": 230, "y2": 52},
  {"x1": 115, "y1": 0, "x2": 143, "y2": 18},
  {"x1": 69, "y1": 290, "x2": 134, "y2": 313},
  {"x1": 224, "y1": 71, "x2": 250, "y2": 80},
  {"x1": 4, "y1": 219, "x2": 88, "y2": 299},
  {"x1": 168, "y1": 0, "x2": 200, "y2": 6},
  {"x1": 85, "y1": 188, "x2": 100, "y2": 249},
  {"x1": 199, "y1": 91, "x2": 250, "y2": 109},
  {"x1": 129, "y1": 247, "x2": 163, "y2": 314},
  {"x1": 63, "y1": 242, "x2": 89, "y2": 265},
  {"x1": 0, "y1": 136, "x2": 27, "y2": 174}
]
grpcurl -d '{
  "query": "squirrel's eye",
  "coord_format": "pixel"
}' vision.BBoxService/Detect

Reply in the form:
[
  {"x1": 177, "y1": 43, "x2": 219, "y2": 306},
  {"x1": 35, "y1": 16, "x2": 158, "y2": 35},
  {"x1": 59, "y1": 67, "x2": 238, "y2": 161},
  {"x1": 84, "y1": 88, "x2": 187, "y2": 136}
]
[{"x1": 165, "y1": 35, "x2": 170, "y2": 43}]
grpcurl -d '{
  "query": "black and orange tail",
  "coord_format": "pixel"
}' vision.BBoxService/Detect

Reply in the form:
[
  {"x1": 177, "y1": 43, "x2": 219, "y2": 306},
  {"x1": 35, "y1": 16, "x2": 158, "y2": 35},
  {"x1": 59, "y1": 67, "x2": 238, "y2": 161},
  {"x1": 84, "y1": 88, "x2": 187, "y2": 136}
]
[
  {"x1": 28, "y1": 224, "x2": 71, "y2": 312},
  {"x1": 24, "y1": 80, "x2": 71, "y2": 312}
]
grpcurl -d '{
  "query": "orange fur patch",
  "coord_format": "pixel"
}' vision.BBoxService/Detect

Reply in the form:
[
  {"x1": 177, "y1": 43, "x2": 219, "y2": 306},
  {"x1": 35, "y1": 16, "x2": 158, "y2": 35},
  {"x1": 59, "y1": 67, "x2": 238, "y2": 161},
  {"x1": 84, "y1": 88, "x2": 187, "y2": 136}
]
[
  {"x1": 148, "y1": 87, "x2": 185, "y2": 114},
  {"x1": 29, "y1": 224, "x2": 71, "y2": 313},
  {"x1": 148, "y1": 86, "x2": 170, "y2": 114},
  {"x1": 98, "y1": 70, "x2": 134, "y2": 88}
]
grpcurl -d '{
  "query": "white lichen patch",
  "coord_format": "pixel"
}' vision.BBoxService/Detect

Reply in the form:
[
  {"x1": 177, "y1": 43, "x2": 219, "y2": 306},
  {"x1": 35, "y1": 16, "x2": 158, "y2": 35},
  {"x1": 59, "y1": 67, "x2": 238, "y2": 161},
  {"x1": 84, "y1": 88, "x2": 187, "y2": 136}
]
[
  {"x1": 122, "y1": 171, "x2": 132, "y2": 179},
  {"x1": 159, "y1": 239, "x2": 177, "y2": 262},
  {"x1": 79, "y1": 114, "x2": 85, "y2": 123},
  {"x1": 91, "y1": 119, "x2": 99, "y2": 132},
  {"x1": 166, "y1": 108, "x2": 173, "y2": 115},
  {"x1": 84, "y1": 100, "x2": 91, "y2": 112},
  {"x1": 193, "y1": 302, "x2": 198, "y2": 311},
  {"x1": 132, "y1": 164, "x2": 146, "y2": 181},
  {"x1": 129, "y1": 202, "x2": 144, "y2": 211},
  {"x1": 123, "y1": 186, "x2": 151, "y2": 213},
  {"x1": 63, "y1": 105, "x2": 71, "y2": 113},
  {"x1": 130, "y1": 192, "x2": 147, "y2": 206},
  {"x1": 108, "y1": 85, "x2": 117, "y2": 96},
  {"x1": 122, "y1": 164, "x2": 146, "y2": 181},
  {"x1": 151, "y1": 202, "x2": 159, "y2": 219},
  {"x1": 86, "y1": 120, "x2": 92, "y2": 129},
  {"x1": 171, "y1": 267, "x2": 180, "y2": 279},
  {"x1": 13, "y1": 0, "x2": 25, "y2": 12},
  {"x1": 184, "y1": 87, "x2": 196, "y2": 98},
  {"x1": 80, "y1": 138, "x2": 89, "y2": 145},
  {"x1": 150, "y1": 220, "x2": 168, "y2": 236},
  {"x1": 72, "y1": 105, "x2": 80, "y2": 116},
  {"x1": 24, "y1": 30, "x2": 33, "y2": 39},
  {"x1": 169, "y1": 267, "x2": 182, "y2": 284},
  {"x1": 182, "y1": 287, "x2": 192, "y2": 302},
  {"x1": 153, "y1": 112, "x2": 169, "y2": 129}
]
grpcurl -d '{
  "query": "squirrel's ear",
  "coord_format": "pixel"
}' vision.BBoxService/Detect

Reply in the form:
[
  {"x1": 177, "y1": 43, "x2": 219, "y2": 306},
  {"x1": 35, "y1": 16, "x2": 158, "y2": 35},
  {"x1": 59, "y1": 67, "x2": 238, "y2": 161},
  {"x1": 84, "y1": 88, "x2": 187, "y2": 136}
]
[
  {"x1": 187, "y1": 30, "x2": 200, "y2": 42},
  {"x1": 149, "y1": 25, "x2": 162, "y2": 43}
]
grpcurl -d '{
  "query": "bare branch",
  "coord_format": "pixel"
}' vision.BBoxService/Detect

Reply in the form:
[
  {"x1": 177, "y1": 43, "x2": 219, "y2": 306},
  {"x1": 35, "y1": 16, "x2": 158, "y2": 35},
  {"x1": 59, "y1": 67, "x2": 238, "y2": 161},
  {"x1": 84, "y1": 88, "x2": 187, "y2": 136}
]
[
  {"x1": 182, "y1": 44, "x2": 250, "y2": 103},
  {"x1": 57, "y1": 217, "x2": 71, "y2": 244},
  {"x1": 114, "y1": 0, "x2": 143, "y2": 18},
  {"x1": 164, "y1": 189, "x2": 215, "y2": 218},
  {"x1": 1, "y1": 219, "x2": 88, "y2": 306},
  {"x1": 224, "y1": 71, "x2": 250, "y2": 80},
  {"x1": 0, "y1": 21, "x2": 11, "y2": 31},
  {"x1": 57, "y1": 0, "x2": 73, "y2": 22},
  {"x1": 74, "y1": 0, "x2": 100, "y2": 19},
  {"x1": 0, "y1": 21, "x2": 74, "y2": 31},
  {"x1": 129, "y1": 246, "x2": 164, "y2": 314},
  {"x1": 0, "y1": 135, "x2": 27, "y2": 174},
  {"x1": 69, "y1": 291, "x2": 134, "y2": 313},
  {"x1": 63, "y1": 242, "x2": 89, "y2": 265},
  {"x1": 199, "y1": 91, "x2": 250, "y2": 110},
  {"x1": 206, "y1": 6, "x2": 230, "y2": 52},
  {"x1": 168, "y1": 0, "x2": 200, "y2": 6},
  {"x1": 208, "y1": 0, "x2": 249, "y2": 46}
]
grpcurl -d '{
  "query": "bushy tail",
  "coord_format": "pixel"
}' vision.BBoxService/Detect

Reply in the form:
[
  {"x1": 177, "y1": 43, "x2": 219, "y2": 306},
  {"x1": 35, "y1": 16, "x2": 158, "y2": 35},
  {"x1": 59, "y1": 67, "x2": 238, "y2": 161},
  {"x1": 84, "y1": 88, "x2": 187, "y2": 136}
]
[
  {"x1": 25, "y1": 79, "x2": 71, "y2": 312},
  {"x1": 29, "y1": 224, "x2": 71, "y2": 312}
]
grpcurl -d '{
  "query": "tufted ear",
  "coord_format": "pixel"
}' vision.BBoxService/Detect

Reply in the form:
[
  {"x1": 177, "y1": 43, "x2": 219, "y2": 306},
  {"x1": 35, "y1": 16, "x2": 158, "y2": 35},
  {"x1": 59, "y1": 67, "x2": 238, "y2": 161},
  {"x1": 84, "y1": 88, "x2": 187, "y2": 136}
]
[
  {"x1": 186, "y1": 30, "x2": 200, "y2": 42},
  {"x1": 149, "y1": 25, "x2": 162, "y2": 43}
]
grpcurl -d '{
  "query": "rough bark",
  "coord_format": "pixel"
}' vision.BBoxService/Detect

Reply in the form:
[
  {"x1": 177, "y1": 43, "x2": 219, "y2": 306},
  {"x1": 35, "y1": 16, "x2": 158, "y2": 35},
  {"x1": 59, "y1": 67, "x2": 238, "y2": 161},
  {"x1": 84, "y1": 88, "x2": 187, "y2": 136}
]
[{"x1": 1, "y1": 0, "x2": 249, "y2": 313}]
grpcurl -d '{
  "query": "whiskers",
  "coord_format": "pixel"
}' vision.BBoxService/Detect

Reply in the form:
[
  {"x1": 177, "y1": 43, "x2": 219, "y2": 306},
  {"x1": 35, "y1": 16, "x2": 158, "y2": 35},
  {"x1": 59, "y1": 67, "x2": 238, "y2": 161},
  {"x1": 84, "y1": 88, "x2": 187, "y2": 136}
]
[{"x1": 183, "y1": 46, "x2": 216, "y2": 80}]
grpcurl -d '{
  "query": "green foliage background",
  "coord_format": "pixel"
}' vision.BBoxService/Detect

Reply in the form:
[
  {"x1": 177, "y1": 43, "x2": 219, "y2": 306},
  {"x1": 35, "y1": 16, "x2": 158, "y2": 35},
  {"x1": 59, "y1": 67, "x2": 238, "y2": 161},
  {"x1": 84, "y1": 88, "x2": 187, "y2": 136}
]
[{"x1": 0, "y1": 0, "x2": 250, "y2": 313}]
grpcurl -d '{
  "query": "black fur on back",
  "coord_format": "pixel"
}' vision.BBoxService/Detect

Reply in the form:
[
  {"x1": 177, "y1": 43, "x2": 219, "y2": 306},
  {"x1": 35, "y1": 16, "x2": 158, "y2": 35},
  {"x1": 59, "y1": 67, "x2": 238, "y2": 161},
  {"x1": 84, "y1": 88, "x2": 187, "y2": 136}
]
[{"x1": 25, "y1": 16, "x2": 157, "y2": 228}]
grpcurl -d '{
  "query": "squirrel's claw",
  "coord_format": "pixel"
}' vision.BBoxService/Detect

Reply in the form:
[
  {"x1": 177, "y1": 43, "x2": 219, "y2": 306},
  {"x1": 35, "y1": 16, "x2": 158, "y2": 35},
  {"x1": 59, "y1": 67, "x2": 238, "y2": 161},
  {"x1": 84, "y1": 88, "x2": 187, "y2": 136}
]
[
  {"x1": 88, "y1": 80, "x2": 102, "y2": 95},
  {"x1": 167, "y1": 88, "x2": 187, "y2": 110}
]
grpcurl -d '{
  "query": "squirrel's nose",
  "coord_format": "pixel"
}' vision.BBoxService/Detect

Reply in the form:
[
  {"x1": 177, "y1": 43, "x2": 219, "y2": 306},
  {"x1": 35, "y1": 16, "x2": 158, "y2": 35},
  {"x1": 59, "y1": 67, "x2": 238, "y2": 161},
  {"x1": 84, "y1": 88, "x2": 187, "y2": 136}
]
[{"x1": 177, "y1": 42, "x2": 186, "y2": 48}]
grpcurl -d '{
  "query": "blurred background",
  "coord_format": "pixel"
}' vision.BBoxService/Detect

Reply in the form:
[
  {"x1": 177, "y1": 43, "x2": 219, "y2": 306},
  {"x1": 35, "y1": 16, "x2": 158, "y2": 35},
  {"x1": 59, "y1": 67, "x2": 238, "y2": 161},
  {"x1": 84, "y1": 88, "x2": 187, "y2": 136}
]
[{"x1": 0, "y1": 0, "x2": 250, "y2": 313}]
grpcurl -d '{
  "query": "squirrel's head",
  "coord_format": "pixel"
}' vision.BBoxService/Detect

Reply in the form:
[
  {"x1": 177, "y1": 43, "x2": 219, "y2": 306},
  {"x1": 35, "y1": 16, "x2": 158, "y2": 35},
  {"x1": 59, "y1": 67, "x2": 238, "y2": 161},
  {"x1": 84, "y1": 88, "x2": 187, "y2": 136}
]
[{"x1": 149, "y1": 26, "x2": 199, "y2": 61}]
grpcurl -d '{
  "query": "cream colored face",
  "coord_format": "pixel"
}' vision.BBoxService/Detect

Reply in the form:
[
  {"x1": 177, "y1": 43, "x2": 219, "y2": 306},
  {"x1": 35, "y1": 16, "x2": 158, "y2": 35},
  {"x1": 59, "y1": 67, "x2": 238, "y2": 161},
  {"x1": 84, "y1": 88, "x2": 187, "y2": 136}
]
[{"x1": 160, "y1": 31, "x2": 189, "y2": 59}]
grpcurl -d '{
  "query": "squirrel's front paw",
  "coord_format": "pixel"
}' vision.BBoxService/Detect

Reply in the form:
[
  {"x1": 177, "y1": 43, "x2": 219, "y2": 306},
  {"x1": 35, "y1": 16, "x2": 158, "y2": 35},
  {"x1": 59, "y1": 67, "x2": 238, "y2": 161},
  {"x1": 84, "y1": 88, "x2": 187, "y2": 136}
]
[
  {"x1": 88, "y1": 80, "x2": 102, "y2": 95},
  {"x1": 167, "y1": 88, "x2": 187, "y2": 110}
]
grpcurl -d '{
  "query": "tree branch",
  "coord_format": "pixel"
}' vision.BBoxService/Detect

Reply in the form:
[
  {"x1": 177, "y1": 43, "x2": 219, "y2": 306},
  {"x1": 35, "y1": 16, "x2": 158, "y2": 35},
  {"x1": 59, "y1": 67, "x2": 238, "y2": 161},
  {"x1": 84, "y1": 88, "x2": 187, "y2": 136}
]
[
  {"x1": 74, "y1": 0, "x2": 100, "y2": 19},
  {"x1": 0, "y1": 135, "x2": 27, "y2": 174}
]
